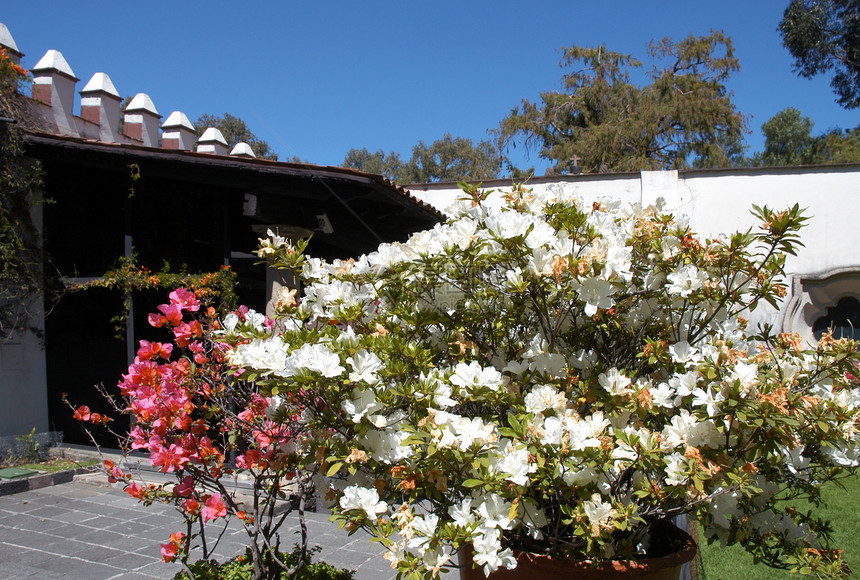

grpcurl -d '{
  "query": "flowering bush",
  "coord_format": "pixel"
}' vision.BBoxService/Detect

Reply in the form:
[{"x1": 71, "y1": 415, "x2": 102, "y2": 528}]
[
  {"x1": 225, "y1": 184, "x2": 860, "y2": 579},
  {"x1": 73, "y1": 289, "x2": 317, "y2": 580}
]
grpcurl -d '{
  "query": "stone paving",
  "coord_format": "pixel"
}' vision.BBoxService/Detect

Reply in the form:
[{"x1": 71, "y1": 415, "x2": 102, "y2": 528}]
[{"x1": 0, "y1": 475, "x2": 396, "y2": 580}]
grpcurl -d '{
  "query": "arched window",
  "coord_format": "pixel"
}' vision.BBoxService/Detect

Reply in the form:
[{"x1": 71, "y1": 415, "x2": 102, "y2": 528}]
[{"x1": 812, "y1": 296, "x2": 860, "y2": 341}]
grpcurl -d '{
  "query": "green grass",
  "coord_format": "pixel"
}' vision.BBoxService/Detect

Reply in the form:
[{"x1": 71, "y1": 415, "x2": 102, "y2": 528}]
[
  {"x1": 700, "y1": 473, "x2": 860, "y2": 579},
  {"x1": 13, "y1": 457, "x2": 97, "y2": 473}
]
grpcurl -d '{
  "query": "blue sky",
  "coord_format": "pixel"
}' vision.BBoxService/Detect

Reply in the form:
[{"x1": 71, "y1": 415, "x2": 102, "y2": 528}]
[{"x1": 3, "y1": 1, "x2": 857, "y2": 174}]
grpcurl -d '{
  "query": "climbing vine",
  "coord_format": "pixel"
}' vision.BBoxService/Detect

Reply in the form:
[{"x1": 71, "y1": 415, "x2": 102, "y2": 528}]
[
  {"x1": 69, "y1": 256, "x2": 238, "y2": 337},
  {"x1": 0, "y1": 47, "x2": 51, "y2": 343}
]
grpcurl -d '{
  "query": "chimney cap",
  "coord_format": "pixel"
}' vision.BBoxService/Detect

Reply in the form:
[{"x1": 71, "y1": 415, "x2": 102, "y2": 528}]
[
  {"x1": 80, "y1": 72, "x2": 120, "y2": 98},
  {"x1": 0, "y1": 22, "x2": 23, "y2": 58},
  {"x1": 199, "y1": 127, "x2": 228, "y2": 146},
  {"x1": 125, "y1": 93, "x2": 160, "y2": 116},
  {"x1": 162, "y1": 111, "x2": 195, "y2": 131},
  {"x1": 33, "y1": 49, "x2": 78, "y2": 81},
  {"x1": 230, "y1": 142, "x2": 256, "y2": 158}
]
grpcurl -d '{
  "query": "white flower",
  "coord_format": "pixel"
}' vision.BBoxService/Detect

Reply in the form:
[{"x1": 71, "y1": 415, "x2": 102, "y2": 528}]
[
  {"x1": 661, "y1": 410, "x2": 721, "y2": 449},
  {"x1": 476, "y1": 494, "x2": 514, "y2": 530},
  {"x1": 448, "y1": 497, "x2": 477, "y2": 528},
  {"x1": 221, "y1": 312, "x2": 239, "y2": 333},
  {"x1": 669, "y1": 341, "x2": 702, "y2": 367},
  {"x1": 227, "y1": 338, "x2": 288, "y2": 373},
  {"x1": 361, "y1": 428, "x2": 413, "y2": 463},
  {"x1": 583, "y1": 493, "x2": 615, "y2": 529},
  {"x1": 524, "y1": 384, "x2": 568, "y2": 415},
  {"x1": 406, "y1": 513, "x2": 439, "y2": 554},
  {"x1": 669, "y1": 371, "x2": 699, "y2": 405},
  {"x1": 341, "y1": 388, "x2": 382, "y2": 423},
  {"x1": 667, "y1": 264, "x2": 708, "y2": 297},
  {"x1": 528, "y1": 352, "x2": 567, "y2": 378},
  {"x1": 562, "y1": 464, "x2": 599, "y2": 486},
  {"x1": 664, "y1": 452, "x2": 688, "y2": 485},
  {"x1": 573, "y1": 276, "x2": 617, "y2": 316},
  {"x1": 471, "y1": 528, "x2": 516, "y2": 576},
  {"x1": 449, "y1": 361, "x2": 504, "y2": 394},
  {"x1": 528, "y1": 247, "x2": 555, "y2": 277},
  {"x1": 651, "y1": 382, "x2": 676, "y2": 408},
  {"x1": 599, "y1": 368, "x2": 633, "y2": 396},
  {"x1": 708, "y1": 488, "x2": 741, "y2": 530},
  {"x1": 490, "y1": 442, "x2": 536, "y2": 486},
  {"x1": 302, "y1": 257, "x2": 330, "y2": 283},
  {"x1": 347, "y1": 350, "x2": 383, "y2": 384},
  {"x1": 486, "y1": 210, "x2": 534, "y2": 240},
  {"x1": 281, "y1": 343, "x2": 345, "y2": 378},
  {"x1": 691, "y1": 387, "x2": 723, "y2": 416},
  {"x1": 731, "y1": 362, "x2": 759, "y2": 389},
  {"x1": 567, "y1": 412, "x2": 610, "y2": 451},
  {"x1": 339, "y1": 485, "x2": 388, "y2": 521},
  {"x1": 539, "y1": 416, "x2": 565, "y2": 446}
]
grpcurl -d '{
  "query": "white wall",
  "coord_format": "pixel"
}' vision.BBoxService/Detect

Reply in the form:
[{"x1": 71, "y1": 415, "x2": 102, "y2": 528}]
[{"x1": 406, "y1": 165, "x2": 860, "y2": 341}]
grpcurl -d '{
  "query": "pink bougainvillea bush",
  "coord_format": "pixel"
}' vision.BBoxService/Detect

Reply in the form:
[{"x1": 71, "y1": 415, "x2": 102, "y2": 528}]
[{"x1": 74, "y1": 289, "x2": 314, "y2": 579}]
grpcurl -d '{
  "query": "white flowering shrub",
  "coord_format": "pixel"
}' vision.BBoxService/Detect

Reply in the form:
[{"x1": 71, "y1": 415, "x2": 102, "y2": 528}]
[{"x1": 227, "y1": 184, "x2": 859, "y2": 579}]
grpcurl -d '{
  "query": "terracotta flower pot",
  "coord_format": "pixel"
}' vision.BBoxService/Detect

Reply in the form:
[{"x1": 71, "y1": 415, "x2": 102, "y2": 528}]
[{"x1": 459, "y1": 525, "x2": 697, "y2": 580}]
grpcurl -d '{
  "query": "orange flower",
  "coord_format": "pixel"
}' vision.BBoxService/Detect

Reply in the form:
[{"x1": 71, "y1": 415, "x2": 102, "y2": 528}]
[
  {"x1": 160, "y1": 531, "x2": 186, "y2": 562},
  {"x1": 182, "y1": 498, "x2": 200, "y2": 515}
]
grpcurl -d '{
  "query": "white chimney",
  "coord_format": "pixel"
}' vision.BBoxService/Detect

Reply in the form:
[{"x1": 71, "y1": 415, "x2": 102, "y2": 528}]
[
  {"x1": 80, "y1": 73, "x2": 121, "y2": 142},
  {"x1": 197, "y1": 127, "x2": 228, "y2": 155},
  {"x1": 31, "y1": 49, "x2": 79, "y2": 135},
  {"x1": 0, "y1": 22, "x2": 24, "y2": 64},
  {"x1": 123, "y1": 93, "x2": 161, "y2": 146},
  {"x1": 230, "y1": 142, "x2": 256, "y2": 158},
  {"x1": 161, "y1": 111, "x2": 196, "y2": 150}
]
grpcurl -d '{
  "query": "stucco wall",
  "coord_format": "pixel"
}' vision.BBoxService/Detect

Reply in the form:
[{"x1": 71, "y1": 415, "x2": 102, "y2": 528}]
[
  {"x1": 0, "y1": 194, "x2": 48, "y2": 438},
  {"x1": 0, "y1": 329, "x2": 48, "y2": 437},
  {"x1": 406, "y1": 165, "x2": 860, "y2": 341}
]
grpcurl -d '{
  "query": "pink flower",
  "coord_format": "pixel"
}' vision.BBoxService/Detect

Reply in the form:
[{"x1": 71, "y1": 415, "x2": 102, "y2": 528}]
[
  {"x1": 73, "y1": 405, "x2": 91, "y2": 421},
  {"x1": 169, "y1": 288, "x2": 200, "y2": 312},
  {"x1": 136, "y1": 340, "x2": 173, "y2": 361},
  {"x1": 173, "y1": 320, "x2": 202, "y2": 347},
  {"x1": 201, "y1": 493, "x2": 227, "y2": 522},
  {"x1": 129, "y1": 426, "x2": 148, "y2": 450},
  {"x1": 158, "y1": 303, "x2": 183, "y2": 326},
  {"x1": 148, "y1": 312, "x2": 167, "y2": 328},
  {"x1": 235, "y1": 449, "x2": 262, "y2": 470},
  {"x1": 126, "y1": 482, "x2": 144, "y2": 499},
  {"x1": 150, "y1": 442, "x2": 192, "y2": 473},
  {"x1": 173, "y1": 476, "x2": 194, "y2": 498}
]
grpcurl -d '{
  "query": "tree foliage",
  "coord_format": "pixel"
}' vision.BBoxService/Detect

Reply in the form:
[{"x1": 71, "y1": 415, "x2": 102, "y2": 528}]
[
  {"x1": 342, "y1": 133, "x2": 506, "y2": 183},
  {"x1": 497, "y1": 31, "x2": 748, "y2": 174},
  {"x1": 759, "y1": 107, "x2": 816, "y2": 165},
  {"x1": 779, "y1": 0, "x2": 860, "y2": 109},
  {"x1": 341, "y1": 148, "x2": 404, "y2": 180},
  {"x1": 195, "y1": 113, "x2": 278, "y2": 160},
  {"x1": 811, "y1": 125, "x2": 860, "y2": 162},
  {"x1": 751, "y1": 107, "x2": 860, "y2": 166}
]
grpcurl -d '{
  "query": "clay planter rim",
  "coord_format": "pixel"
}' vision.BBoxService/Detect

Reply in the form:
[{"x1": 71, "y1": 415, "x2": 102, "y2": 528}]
[{"x1": 459, "y1": 524, "x2": 697, "y2": 578}]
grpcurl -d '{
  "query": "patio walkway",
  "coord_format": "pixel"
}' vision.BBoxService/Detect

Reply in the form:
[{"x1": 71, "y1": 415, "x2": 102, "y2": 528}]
[{"x1": 0, "y1": 474, "x2": 396, "y2": 580}]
